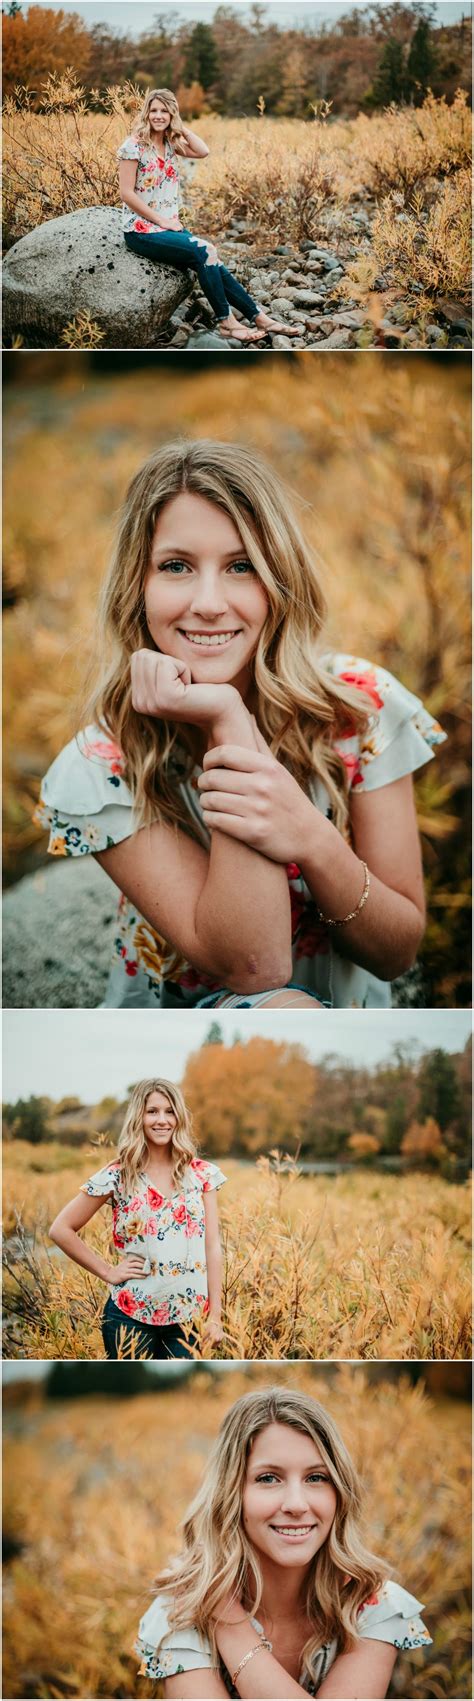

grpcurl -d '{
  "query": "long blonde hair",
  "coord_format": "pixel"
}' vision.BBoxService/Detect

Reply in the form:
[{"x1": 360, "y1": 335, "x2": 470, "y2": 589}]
[
  {"x1": 89, "y1": 439, "x2": 370, "y2": 839},
  {"x1": 154, "y1": 1387, "x2": 390, "y2": 1675},
  {"x1": 117, "y1": 1078, "x2": 197, "y2": 1191},
  {"x1": 133, "y1": 87, "x2": 188, "y2": 153}
]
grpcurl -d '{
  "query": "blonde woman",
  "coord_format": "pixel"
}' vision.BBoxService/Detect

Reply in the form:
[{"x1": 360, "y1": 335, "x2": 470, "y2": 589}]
[
  {"x1": 49, "y1": 1079, "x2": 225, "y2": 1360},
  {"x1": 136, "y1": 1386, "x2": 431, "y2": 1697},
  {"x1": 117, "y1": 88, "x2": 304, "y2": 343},
  {"x1": 35, "y1": 438, "x2": 445, "y2": 1011}
]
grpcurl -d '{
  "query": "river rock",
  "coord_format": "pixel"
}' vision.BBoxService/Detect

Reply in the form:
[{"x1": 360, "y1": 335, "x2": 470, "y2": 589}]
[
  {"x1": 2, "y1": 857, "x2": 116, "y2": 1007},
  {"x1": 2, "y1": 207, "x2": 192, "y2": 349}
]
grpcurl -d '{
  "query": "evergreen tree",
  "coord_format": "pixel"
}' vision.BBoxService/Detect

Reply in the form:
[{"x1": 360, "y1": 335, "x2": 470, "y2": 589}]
[
  {"x1": 407, "y1": 16, "x2": 436, "y2": 103},
  {"x1": 416, "y1": 1049, "x2": 461, "y2": 1132},
  {"x1": 7, "y1": 1095, "x2": 49, "y2": 1144},
  {"x1": 371, "y1": 36, "x2": 408, "y2": 104},
  {"x1": 183, "y1": 23, "x2": 218, "y2": 91},
  {"x1": 202, "y1": 1021, "x2": 224, "y2": 1046}
]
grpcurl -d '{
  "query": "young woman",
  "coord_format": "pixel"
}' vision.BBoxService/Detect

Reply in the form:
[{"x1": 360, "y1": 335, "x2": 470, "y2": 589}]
[
  {"x1": 49, "y1": 1078, "x2": 225, "y2": 1360},
  {"x1": 136, "y1": 1385, "x2": 432, "y2": 1697},
  {"x1": 118, "y1": 88, "x2": 304, "y2": 344},
  {"x1": 35, "y1": 438, "x2": 445, "y2": 1012}
]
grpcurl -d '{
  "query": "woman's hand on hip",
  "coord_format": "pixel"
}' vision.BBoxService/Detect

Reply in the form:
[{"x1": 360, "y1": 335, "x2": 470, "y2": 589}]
[
  {"x1": 198, "y1": 734, "x2": 315, "y2": 862},
  {"x1": 108, "y1": 1255, "x2": 148, "y2": 1283},
  {"x1": 131, "y1": 649, "x2": 257, "y2": 742}
]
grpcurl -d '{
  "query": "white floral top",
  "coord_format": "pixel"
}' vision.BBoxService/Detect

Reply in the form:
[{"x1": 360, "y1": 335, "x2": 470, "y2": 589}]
[
  {"x1": 136, "y1": 1579, "x2": 432, "y2": 1693},
  {"x1": 81, "y1": 1156, "x2": 225, "y2": 1326},
  {"x1": 34, "y1": 655, "x2": 446, "y2": 1011},
  {"x1": 117, "y1": 134, "x2": 180, "y2": 234}
]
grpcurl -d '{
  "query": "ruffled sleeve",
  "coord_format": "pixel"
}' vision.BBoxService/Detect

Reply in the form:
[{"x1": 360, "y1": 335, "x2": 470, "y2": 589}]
[
  {"x1": 117, "y1": 134, "x2": 141, "y2": 161},
  {"x1": 357, "y1": 1580, "x2": 432, "y2": 1650},
  {"x1": 136, "y1": 1595, "x2": 215, "y2": 1681},
  {"x1": 80, "y1": 1161, "x2": 121, "y2": 1201},
  {"x1": 34, "y1": 726, "x2": 135, "y2": 857},
  {"x1": 190, "y1": 1158, "x2": 227, "y2": 1193},
  {"x1": 326, "y1": 653, "x2": 446, "y2": 792}
]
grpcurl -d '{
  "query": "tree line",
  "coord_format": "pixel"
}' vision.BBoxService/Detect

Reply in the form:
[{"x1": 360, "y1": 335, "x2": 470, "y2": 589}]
[
  {"x1": 2, "y1": 1032, "x2": 471, "y2": 1178},
  {"x1": 2, "y1": 3, "x2": 471, "y2": 115}
]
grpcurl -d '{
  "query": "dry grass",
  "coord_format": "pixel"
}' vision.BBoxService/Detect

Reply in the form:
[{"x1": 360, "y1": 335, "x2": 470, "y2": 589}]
[
  {"x1": 3, "y1": 354, "x2": 471, "y2": 1002},
  {"x1": 2, "y1": 1367, "x2": 471, "y2": 1699},
  {"x1": 3, "y1": 1145, "x2": 471, "y2": 1362}
]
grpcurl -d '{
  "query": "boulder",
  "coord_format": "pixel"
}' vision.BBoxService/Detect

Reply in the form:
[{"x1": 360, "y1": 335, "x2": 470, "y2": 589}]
[
  {"x1": 2, "y1": 206, "x2": 192, "y2": 349},
  {"x1": 2, "y1": 857, "x2": 116, "y2": 1008}
]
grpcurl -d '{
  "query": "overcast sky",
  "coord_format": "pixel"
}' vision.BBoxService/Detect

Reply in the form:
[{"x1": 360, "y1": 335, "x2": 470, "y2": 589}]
[
  {"x1": 24, "y1": 2, "x2": 472, "y2": 34},
  {"x1": 2, "y1": 1008, "x2": 470, "y2": 1101}
]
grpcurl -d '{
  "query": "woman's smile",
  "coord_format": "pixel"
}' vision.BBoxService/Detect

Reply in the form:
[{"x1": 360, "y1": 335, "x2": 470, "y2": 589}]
[
  {"x1": 243, "y1": 1422, "x2": 337, "y2": 1569},
  {"x1": 145, "y1": 492, "x2": 269, "y2": 695}
]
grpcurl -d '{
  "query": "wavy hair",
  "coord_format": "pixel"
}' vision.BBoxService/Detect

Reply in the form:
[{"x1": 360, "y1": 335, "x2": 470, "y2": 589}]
[
  {"x1": 133, "y1": 87, "x2": 188, "y2": 153},
  {"x1": 154, "y1": 1387, "x2": 390, "y2": 1676},
  {"x1": 88, "y1": 438, "x2": 371, "y2": 842},
  {"x1": 117, "y1": 1078, "x2": 197, "y2": 1191}
]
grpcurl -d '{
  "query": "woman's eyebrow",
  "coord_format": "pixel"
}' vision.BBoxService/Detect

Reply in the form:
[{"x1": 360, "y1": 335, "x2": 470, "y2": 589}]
[
  {"x1": 150, "y1": 544, "x2": 246, "y2": 560},
  {"x1": 251, "y1": 1459, "x2": 326, "y2": 1471}
]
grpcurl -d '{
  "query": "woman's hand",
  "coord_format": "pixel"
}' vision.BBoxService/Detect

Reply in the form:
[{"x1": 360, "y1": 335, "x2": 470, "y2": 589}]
[
  {"x1": 198, "y1": 728, "x2": 315, "y2": 863},
  {"x1": 130, "y1": 649, "x2": 257, "y2": 743},
  {"x1": 203, "y1": 1313, "x2": 224, "y2": 1347},
  {"x1": 108, "y1": 1255, "x2": 147, "y2": 1284}
]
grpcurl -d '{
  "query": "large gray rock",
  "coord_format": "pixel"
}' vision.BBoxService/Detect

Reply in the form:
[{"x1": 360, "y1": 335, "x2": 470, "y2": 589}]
[
  {"x1": 3, "y1": 857, "x2": 116, "y2": 1007},
  {"x1": 2, "y1": 206, "x2": 191, "y2": 349}
]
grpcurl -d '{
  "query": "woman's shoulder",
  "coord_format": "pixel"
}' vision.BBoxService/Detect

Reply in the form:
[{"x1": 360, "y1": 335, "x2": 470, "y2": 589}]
[
  {"x1": 189, "y1": 1157, "x2": 227, "y2": 1192},
  {"x1": 117, "y1": 133, "x2": 142, "y2": 160},
  {"x1": 322, "y1": 651, "x2": 446, "y2": 791},
  {"x1": 136, "y1": 1593, "x2": 214, "y2": 1679},
  {"x1": 80, "y1": 1159, "x2": 122, "y2": 1199},
  {"x1": 356, "y1": 1578, "x2": 432, "y2": 1649},
  {"x1": 34, "y1": 724, "x2": 136, "y2": 855}
]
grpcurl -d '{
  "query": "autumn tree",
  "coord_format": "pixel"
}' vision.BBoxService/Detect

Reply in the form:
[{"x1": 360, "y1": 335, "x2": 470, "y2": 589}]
[
  {"x1": 401, "y1": 1116, "x2": 446, "y2": 1165},
  {"x1": 2, "y1": 5, "x2": 92, "y2": 99},
  {"x1": 182, "y1": 1036, "x2": 315, "y2": 1158},
  {"x1": 347, "y1": 1132, "x2": 381, "y2": 1160}
]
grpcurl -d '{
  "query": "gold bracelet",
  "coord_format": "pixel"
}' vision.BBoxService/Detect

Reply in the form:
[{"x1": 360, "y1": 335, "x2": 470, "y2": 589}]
[
  {"x1": 231, "y1": 1638, "x2": 272, "y2": 1686},
  {"x1": 316, "y1": 860, "x2": 370, "y2": 928}
]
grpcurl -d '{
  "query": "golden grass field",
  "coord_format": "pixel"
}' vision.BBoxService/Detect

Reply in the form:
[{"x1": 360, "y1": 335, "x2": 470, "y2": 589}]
[
  {"x1": 3, "y1": 1143, "x2": 471, "y2": 1362},
  {"x1": 3, "y1": 353, "x2": 471, "y2": 1001},
  {"x1": 2, "y1": 84, "x2": 471, "y2": 311},
  {"x1": 2, "y1": 1366, "x2": 471, "y2": 1699}
]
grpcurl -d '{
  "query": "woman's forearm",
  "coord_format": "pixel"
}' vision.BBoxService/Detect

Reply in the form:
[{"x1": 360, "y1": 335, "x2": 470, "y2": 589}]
[
  {"x1": 214, "y1": 1617, "x2": 305, "y2": 1699},
  {"x1": 181, "y1": 124, "x2": 209, "y2": 157},
  {"x1": 49, "y1": 1221, "x2": 113, "y2": 1283},
  {"x1": 195, "y1": 713, "x2": 292, "y2": 992},
  {"x1": 298, "y1": 812, "x2": 424, "y2": 981},
  {"x1": 206, "y1": 1236, "x2": 223, "y2": 1318}
]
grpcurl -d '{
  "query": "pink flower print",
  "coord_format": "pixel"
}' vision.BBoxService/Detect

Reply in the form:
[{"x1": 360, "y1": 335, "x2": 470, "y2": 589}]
[
  {"x1": 358, "y1": 1593, "x2": 380, "y2": 1612},
  {"x1": 133, "y1": 218, "x2": 156, "y2": 234},
  {"x1": 116, "y1": 1288, "x2": 138, "y2": 1316},
  {"x1": 113, "y1": 1233, "x2": 125, "y2": 1249},
  {"x1": 190, "y1": 1159, "x2": 209, "y2": 1179},
  {"x1": 172, "y1": 1202, "x2": 187, "y2": 1223},
  {"x1": 125, "y1": 960, "x2": 138, "y2": 976},
  {"x1": 150, "y1": 1304, "x2": 171, "y2": 1325},
  {"x1": 185, "y1": 1218, "x2": 201, "y2": 1237},
  {"x1": 165, "y1": 162, "x2": 177, "y2": 178},
  {"x1": 339, "y1": 668, "x2": 384, "y2": 711},
  {"x1": 145, "y1": 1216, "x2": 158, "y2": 1235},
  {"x1": 147, "y1": 1186, "x2": 164, "y2": 1209},
  {"x1": 83, "y1": 736, "x2": 125, "y2": 777},
  {"x1": 127, "y1": 1196, "x2": 143, "y2": 1213},
  {"x1": 286, "y1": 862, "x2": 302, "y2": 881},
  {"x1": 340, "y1": 750, "x2": 364, "y2": 787}
]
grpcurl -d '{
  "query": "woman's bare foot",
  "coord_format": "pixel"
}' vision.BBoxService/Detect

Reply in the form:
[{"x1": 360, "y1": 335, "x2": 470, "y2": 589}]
[
  {"x1": 218, "y1": 317, "x2": 266, "y2": 342},
  {"x1": 254, "y1": 312, "x2": 305, "y2": 336}
]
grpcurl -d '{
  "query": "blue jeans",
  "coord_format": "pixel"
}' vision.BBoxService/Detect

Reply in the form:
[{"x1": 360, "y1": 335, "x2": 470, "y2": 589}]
[
  {"x1": 124, "y1": 227, "x2": 260, "y2": 322},
  {"x1": 101, "y1": 1294, "x2": 197, "y2": 1360}
]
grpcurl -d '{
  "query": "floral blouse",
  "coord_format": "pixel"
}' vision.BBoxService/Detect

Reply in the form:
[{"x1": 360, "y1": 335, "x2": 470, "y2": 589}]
[
  {"x1": 34, "y1": 655, "x2": 446, "y2": 1011},
  {"x1": 117, "y1": 134, "x2": 180, "y2": 234},
  {"x1": 80, "y1": 1156, "x2": 225, "y2": 1326},
  {"x1": 136, "y1": 1579, "x2": 432, "y2": 1693}
]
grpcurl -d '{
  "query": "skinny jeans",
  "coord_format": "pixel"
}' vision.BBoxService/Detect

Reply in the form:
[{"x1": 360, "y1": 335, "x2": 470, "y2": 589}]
[
  {"x1": 124, "y1": 227, "x2": 260, "y2": 322},
  {"x1": 102, "y1": 1293, "x2": 197, "y2": 1361}
]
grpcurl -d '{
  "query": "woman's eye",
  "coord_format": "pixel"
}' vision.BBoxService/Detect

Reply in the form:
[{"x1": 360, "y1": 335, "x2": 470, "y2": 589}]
[
  {"x1": 308, "y1": 1473, "x2": 329, "y2": 1483},
  {"x1": 228, "y1": 558, "x2": 256, "y2": 574},
  {"x1": 256, "y1": 1472, "x2": 279, "y2": 1484},
  {"x1": 157, "y1": 558, "x2": 192, "y2": 574}
]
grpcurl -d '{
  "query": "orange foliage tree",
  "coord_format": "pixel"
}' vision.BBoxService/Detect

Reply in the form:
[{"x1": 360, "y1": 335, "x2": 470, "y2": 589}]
[
  {"x1": 347, "y1": 1132, "x2": 381, "y2": 1160},
  {"x1": 183, "y1": 1035, "x2": 315, "y2": 1158},
  {"x1": 401, "y1": 1116, "x2": 446, "y2": 1164},
  {"x1": 2, "y1": 5, "x2": 91, "y2": 99}
]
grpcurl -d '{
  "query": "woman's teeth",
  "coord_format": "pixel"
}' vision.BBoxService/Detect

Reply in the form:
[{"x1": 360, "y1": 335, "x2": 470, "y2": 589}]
[
  {"x1": 270, "y1": 1526, "x2": 316, "y2": 1538},
  {"x1": 180, "y1": 631, "x2": 239, "y2": 648}
]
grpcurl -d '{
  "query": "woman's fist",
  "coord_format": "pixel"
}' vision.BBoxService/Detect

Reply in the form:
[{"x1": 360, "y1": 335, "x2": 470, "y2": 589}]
[{"x1": 131, "y1": 650, "x2": 191, "y2": 717}]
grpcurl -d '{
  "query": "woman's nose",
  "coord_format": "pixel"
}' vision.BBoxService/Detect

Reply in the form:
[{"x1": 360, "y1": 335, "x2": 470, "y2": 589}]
[
  {"x1": 189, "y1": 571, "x2": 228, "y2": 617},
  {"x1": 279, "y1": 1479, "x2": 311, "y2": 1514}
]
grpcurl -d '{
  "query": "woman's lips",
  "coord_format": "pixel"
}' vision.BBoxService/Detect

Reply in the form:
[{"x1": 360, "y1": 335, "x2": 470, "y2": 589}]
[{"x1": 269, "y1": 1525, "x2": 318, "y2": 1542}]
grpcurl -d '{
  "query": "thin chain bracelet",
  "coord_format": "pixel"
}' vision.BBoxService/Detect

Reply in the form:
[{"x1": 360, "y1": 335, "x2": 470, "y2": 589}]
[
  {"x1": 231, "y1": 1638, "x2": 272, "y2": 1686},
  {"x1": 316, "y1": 860, "x2": 370, "y2": 928}
]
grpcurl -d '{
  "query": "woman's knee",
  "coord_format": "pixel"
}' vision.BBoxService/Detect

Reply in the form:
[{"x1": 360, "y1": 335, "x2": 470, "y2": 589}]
[
  {"x1": 257, "y1": 990, "x2": 324, "y2": 1009},
  {"x1": 192, "y1": 236, "x2": 219, "y2": 265}
]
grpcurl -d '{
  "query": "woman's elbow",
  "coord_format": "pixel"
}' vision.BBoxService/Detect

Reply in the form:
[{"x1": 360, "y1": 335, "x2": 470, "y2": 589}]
[
  {"x1": 49, "y1": 1214, "x2": 65, "y2": 1245},
  {"x1": 385, "y1": 907, "x2": 426, "y2": 980}
]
